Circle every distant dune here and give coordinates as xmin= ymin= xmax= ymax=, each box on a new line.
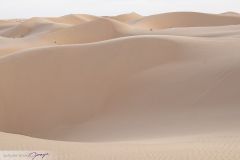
xmin=42 ymin=18 xmax=133 ymax=44
xmin=153 ymin=24 xmax=240 ymax=37
xmin=222 ymin=11 xmax=240 ymax=16
xmin=107 ymin=12 xmax=143 ymax=22
xmin=0 ymin=17 xmax=68 ymax=38
xmin=48 ymin=14 xmax=99 ymax=25
xmin=1 ymin=12 xmax=240 ymax=160
xmin=0 ymin=20 xmax=21 ymax=31
xmin=132 ymin=12 xmax=240 ymax=29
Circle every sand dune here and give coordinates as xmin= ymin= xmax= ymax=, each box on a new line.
xmin=152 ymin=24 xmax=240 ymax=37
xmin=132 ymin=12 xmax=240 ymax=29
xmin=1 ymin=35 xmax=240 ymax=141
xmin=0 ymin=17 xmax=68 ymax=38
xmin=48 ymin=14 xmax=98 ymax=25
xmin=222 ymin=11 xmax=240 ymax=16
xmin=2 ymin=12 xmax=240 ymax=56
xmin=107 ymin=12 xmax=143 ymax=22
xmin=1 ymin=12 xmax=240 ymax=160
xmin=0 ymin=20 xmax=21 ymax=32
xmin=42 ymin=18 xmax=134 ymax=44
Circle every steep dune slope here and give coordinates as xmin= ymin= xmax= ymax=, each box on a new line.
xmin=132 ymin=12 xmax=240 ymax=29
xmin=0 ymin=36 xmax=240 ymax=141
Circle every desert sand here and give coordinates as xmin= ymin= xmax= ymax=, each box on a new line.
xmin=1 ymin=12 xmax=240 ymax=160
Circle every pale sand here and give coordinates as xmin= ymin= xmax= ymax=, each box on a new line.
xmin=105 ymin=12 xmax=143 ymax=22
xmin=1 ymin=12 xmax=240 ymax=159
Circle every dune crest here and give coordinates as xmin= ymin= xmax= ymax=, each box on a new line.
xmin=108 ymin=12 xmax=143 ymax=22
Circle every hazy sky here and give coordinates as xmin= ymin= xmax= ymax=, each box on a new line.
xmin=1 ymin=0 xmax=240 ymax=19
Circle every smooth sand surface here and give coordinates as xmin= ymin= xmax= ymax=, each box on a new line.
xmin=1 ymin=12 xmax=240 ymax=159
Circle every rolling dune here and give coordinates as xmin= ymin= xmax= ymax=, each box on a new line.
xmin=132 ymin=12 xmax=240 ymax=29
xmin=48 ymin=14 xmax=98 ymax=25
xmin=0 ymin=17 xmax=69 ymax=38
xmin=0 ymin=20 xmax=21 ymax=32
xmin=107 ymin=12 xmax=143 ymax=22
xmin=42 ymin=18 xmax=134 ymax=44
xmin=1 ymin=12 xmax=240 ymax=160
xmin=1 ymin=35 xmax=240 ymax=141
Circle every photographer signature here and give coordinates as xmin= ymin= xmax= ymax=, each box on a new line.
xmin=28 ymin=152 xmax=49 ymax=160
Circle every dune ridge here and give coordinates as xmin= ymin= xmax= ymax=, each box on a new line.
xmin=107 ymin=12 xmax=143 ymax=22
